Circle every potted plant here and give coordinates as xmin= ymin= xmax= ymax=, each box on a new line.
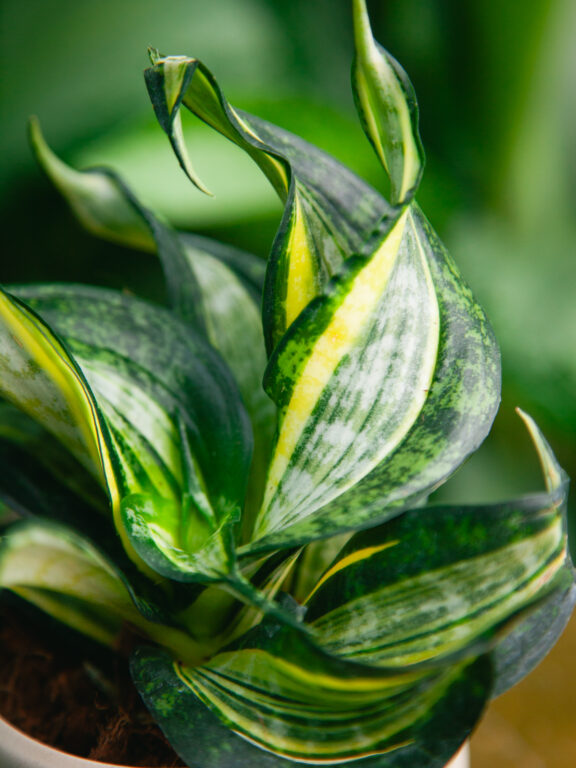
xmin=0 ymin=1 xmax=574 ymax=766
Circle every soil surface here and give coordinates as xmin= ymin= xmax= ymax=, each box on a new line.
xmin=0 ymin=603 xmax=185 ymax=766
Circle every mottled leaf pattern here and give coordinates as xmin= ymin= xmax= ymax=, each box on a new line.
xmin=0 ymin=2 xmax=573 ymax=767
xmin=132 ymin=632 xmax=489 ymax=767
xmin=352 ymin=0 xmax=424 ymax=204
xmin=245 ymin=206 xmax=500 ymax=553
xmin=12 ymin=284 xmax=252 ymax=582
xmin=31 ymin=123 xmax=274 ymax=516
xmin=144 ymin=50 xmax=392 ymax=353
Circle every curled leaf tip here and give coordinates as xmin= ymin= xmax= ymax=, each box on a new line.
xmin=145 ymin=55 xmax=213 ymax=197
xmin=148 ymin=47 xmax=162 ymax=65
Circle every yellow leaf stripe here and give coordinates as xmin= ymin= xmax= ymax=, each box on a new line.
xmin=0 ymin=292 xmax=112 ymax=493
xmin=284 ymin=191 xmax=318 ymax=328
xmin=353 ymin=0 xmax=421 ymax=203
xmin=259 ymin=211 xmax=408 ymax=519
xmin=174 ymin=649 xmax=467 ymax=762
xmin=304 ymin=540 xmax=399 ymax=605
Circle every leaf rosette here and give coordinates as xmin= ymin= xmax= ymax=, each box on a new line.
xmin=0 ymin=1 xmax=573 ymax=766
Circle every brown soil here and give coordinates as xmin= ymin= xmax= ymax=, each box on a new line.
xmin=0 ymin=604 xmax=186 ymax=767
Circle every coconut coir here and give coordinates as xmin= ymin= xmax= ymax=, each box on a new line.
xmin=0 ymin=605 xmax=185 ymax=766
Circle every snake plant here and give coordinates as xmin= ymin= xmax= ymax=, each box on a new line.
xmin=0 ymin=1 xmax=574 ymax=765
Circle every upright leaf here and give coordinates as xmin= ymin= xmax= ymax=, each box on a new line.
xmin=31 ymin=123 xmax=274 ymax=514
xmin=144 ymin=53 xmax=393 ymax=353
xmin=352 ymin=0 xmax=424 ymax=203
xmin=244 ymin=206 xmax=500 ymax=553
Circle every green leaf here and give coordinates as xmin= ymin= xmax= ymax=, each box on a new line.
xmin=0 ymin=288 xmax=110 ymax=489
xmin=31 ymin=124 xmax=274 ymax=515
xmin=29 ymin=116 xmax=155 ymax=252
xmin=7 ymin=284 xmax=253 ymax=583
xmin=0 ymin=519 xmax=210 ymax=665
xmin=487 ymin=409 xmax=576 ymax=696
xmin=144 ymin=53 xmax=393 ymax=353
xmin=132 ymin=626 xmax=490 ymax=767
xmin=304 ymin=413 xmax=572 ymax=670
xmin=0 ymin=400 xmax=107 ymax=520
xmin=243 ymin=205 xmax=500 ymax=554
xmin=351 ymin=0 xmax=424 ymax=204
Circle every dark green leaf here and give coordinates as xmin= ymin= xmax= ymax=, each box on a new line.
xmin=131 ymin=628 xmax=489 ymax=767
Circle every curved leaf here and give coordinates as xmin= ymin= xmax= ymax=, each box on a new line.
xmin=352 ymin=0 xmax=424 ymax=204
xmin=0 ymin=400 xmax=107 ymax=520
xmin=29 ymin=116 xmax=155 ymax=252
xmin=0 ymin=288 xmax=112 ymax=490
xmin=7 ymin=284 xmax=252 ymax=583
xmin=304 ymin=414 xmax=572 ymax=672
xmin=243 ymin=206 xmax=500 ymax=554
xmin=144 ymin=52 xmax=393 ymax=353
xmin=31 ymin=124 xmax=274 ymax=515
xmin=132 ymin=628 xmax=489 ymax=767
xmin=0 ymin=519 xmax=211 ymax=665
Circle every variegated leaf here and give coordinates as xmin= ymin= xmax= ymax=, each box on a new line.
xmin=0 ymin=399 xmax=107 ymax=520
xmin=144 ymin=51 xmax=393 ymax=353
xmin=352 ymin=0 xmax=424 ymax=204
xmin=31 ymin=123 xmax=274 ymax=515
xmin=144 ymin=29 xmax=500 ymax=557
xmin=132 ymin=625 xmax=489 ymax=767
xmin=305 ymin=413 xmax=573 ymax=675
xmin=0 ymin=289 xmax=110 ymax=488
xmin=0 ymin=519 xmax=208 ymax=665
xmin=2 ymin=284 xmax=252 ymax=583
xmin=242 ymin=205 xmax=500 ymax=554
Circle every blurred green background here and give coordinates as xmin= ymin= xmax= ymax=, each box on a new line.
xmin=1 ymin=1 xmax=575 ymax=765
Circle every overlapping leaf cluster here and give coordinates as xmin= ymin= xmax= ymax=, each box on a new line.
xmin=0 ymin=1 xmax=574 ymax=766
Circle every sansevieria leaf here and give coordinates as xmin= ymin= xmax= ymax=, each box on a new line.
xmin=131 ymin=412 xmax=572 ymax=768
xmin=306 ymin=412 xmax=571 ymax=668
xmin=0 ymin=519 xmax=212 ymax=665
xmin=0 ymin=289 xmax=111 ymax=490
xmin=352 ymin=0 xmax=424 ymax=204
xmin=132 ymin=629 xmax=490 ymax=768
xmin=9 ymin=284 xmax=252 ymax=583
xmin=144 ymin=49 xmax=393 ymax=354
xmin=144 ymin=19 xmax=500 ymax=556
xmin=244 ymin=205 xmax=500 ymax=553
xmin=1 ymin=2 xmax=573 ymax=767
xmin=30 ymin=121 xmax=274 ymax=517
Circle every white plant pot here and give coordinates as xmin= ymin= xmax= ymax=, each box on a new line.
xmin=0 ymin=714 xmax=128 ymax=768
xmin=446 ymin=742 xmax=470 ymax=768
xmin=0 ymin=714 xmax=471 ymax=768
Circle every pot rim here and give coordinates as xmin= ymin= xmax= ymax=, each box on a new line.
xmin=0 ymin=712 xmax=470 ymax=768
xmin=0 ymin=713 xmax=147 ymax=768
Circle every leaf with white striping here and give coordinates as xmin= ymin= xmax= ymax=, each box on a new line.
xmin=31 ymin=123 xmax=274 ymax=515
xmin=144 ymin=52 xmax=392 ymax=354
xmin=132 ymin=625 xmax=490 ymax=767
xmin=244 ymin=206 xmax=499 ymax=553
xmin=10 ymin=284 xmax=252 ymax=582
xmin=306 ymin=414 xmax=572 ymax=673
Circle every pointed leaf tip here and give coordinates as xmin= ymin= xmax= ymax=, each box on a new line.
xmin=352 ymin=0 xmax=424 ymax=204
xmin=516 ymin=408 xmax=564 ymax=493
